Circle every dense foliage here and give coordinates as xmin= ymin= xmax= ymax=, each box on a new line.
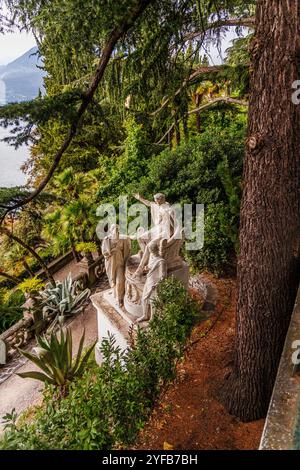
xmin=140 ymin=114 xmax=245 ymax=273
xmin=0 ymin=278 xmax=201 ymax=449
xmin=0 ymin=288 xmax=25 ymax=333
xmin=0 ymin=1 xmax=252 ymax=331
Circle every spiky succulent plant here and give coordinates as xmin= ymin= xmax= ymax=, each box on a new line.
xmin=18 ymin=327 xmax=95 ymax=388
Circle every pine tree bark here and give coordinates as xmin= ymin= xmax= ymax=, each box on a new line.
xmin=195 ymin=93 xmax=201 ymax=133
xmin=221 ymin=0 xmax=300 ymax=421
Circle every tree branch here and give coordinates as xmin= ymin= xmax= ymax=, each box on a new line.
xmin=155 ymin=97 xmax=248 ymax=145
xmin=1 ymin=0 xmax=152 ymax=222
xmin=151 ymin=65 xmax=222 ymax=117
xmin=188 ymin=97 xmax=248 ymax=114
xmin=183 ymin=17 xmax=255 ymax=43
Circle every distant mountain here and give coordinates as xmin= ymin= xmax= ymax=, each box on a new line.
xmin=0 ymin=47 xmax=45 ymax=103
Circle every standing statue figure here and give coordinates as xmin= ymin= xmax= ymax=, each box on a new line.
xmin=102 ymin=224 xmax=131 ymax=307
xmin=135 ymin=238 xmax=167 ymax=323
xmin=134 ymin=193 xmax=177 ymax=242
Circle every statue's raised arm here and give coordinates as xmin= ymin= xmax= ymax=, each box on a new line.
xmin=133 ymin=193 xmax=151 ymax=207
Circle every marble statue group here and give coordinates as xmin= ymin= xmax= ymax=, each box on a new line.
xmin=101 ymin=193 xmax=189 ymax=324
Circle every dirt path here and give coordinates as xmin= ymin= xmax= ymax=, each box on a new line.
xmin=134 ymin=275 xmax=264 ymax=450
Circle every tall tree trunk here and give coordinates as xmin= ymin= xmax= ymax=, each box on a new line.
xmin=195 ymin=94 xmax=201 ymax=133
xmin=174 ymin=116 xmax=181 ymax=146
xmin=221 ymin=0 xmax=300 ymax=421
xmin=22 ymin=258 xmax=34 ymax=277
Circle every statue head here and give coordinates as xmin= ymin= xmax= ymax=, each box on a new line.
xmin=154 ymin=193 xmax=166 ymax=205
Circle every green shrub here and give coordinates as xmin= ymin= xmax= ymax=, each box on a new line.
xmin=139 ymin=119 xmax=245 ymax=205
xmin=18 ymin=277 xmax=45 ymax=294
xmin=139 ymin=120 xmax=245 ymax=274
xmin=75 ymin=242 xmax=97 ymax=253
xmin=186 ymin=203 xmax=236 ymax=275
xmin=0 ymin=278 xmax=201 ymax=450
xmin=0 ymin=289 xmax=25 ymax=334
xmin=97 ymin=117 xmax=156 ymax=203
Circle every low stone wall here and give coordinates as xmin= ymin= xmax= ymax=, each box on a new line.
xmin=0 ymin=254 xmax=105 ymax=366
xmin=260 ymin=284 xmax=300 ymax=450
xmin=0 ymin=317 xmax=33 ymax=364
xmin=35 ymin=250 xmax=76 ymax=279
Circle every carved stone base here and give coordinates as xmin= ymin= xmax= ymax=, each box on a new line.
xmin=168 ymin=261 xmax=189 ymax=288
xmin=124 ymin=254 xmax=145 ymax=317
xmin=91 ymin=289 xmax=138 ymax=365
xmin=124 ymin=255 xmax=190 ymax=318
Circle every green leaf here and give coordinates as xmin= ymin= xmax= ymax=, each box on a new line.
xmin=71 ymin=329 xmax=85 ymax=374
xmin=75 ymin=341 xmax=96 ymax=378
xmin=17 ymin=371 xmax=56 ymax=385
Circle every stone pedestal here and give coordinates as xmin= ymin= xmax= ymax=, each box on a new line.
xmin=124 ymin=254 xmax=146 ymax=317
xmin=91 ymin=251 xmax=190 ymax=365
xmin=124 ymin=254 xmax=189 ymax=317
xmin=91 ymin=289 xmax=137 ymax=365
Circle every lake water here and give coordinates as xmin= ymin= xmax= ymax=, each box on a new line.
xmin=0 ymin=79 xmax=28 ymax=187
xmin=0 ymin=126 xmax=28 ymax=187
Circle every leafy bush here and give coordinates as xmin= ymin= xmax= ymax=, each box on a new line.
xmin=140 ymin=119 xmax=244 ymax=205
xmin=97 ymin=117 xmax=156 ymax=203
xmin=18 ymin=277 xmax=45 ymax=294
xmin=0 ymin=278 xmax=201 ymax=450
xmin=75 ymin=242 xmax=97 ymax=253
xmin=139 ymin=119 xmax=245 ymax=274
xmin=186 ymin=203 xmax=236 ymax=275
xmin=0 ymin=289 xmax=25 ymax=334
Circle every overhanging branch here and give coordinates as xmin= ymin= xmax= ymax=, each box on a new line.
xmin=151 ymin=65 xmax=223 ymax=117
xmin=188 ymin=97 xmax=248 ymax=114
xmin=156 ymin=97 xmax=248 ymax=145
xmin=0 ymin=0 xmax=153 ymax=222
xmin=184 ymin=17 xmax=255 ymax=43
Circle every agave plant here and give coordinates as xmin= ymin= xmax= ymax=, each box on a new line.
xmin=17 ymin=327 xmax=95 ymax=388
xmin=38 ymin=274 xmax=90 ymax=326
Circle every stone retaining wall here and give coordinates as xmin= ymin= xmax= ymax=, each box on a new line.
xmin=260 ymin=284 xmax=300 ymax=450
xmin=0 ymin=254 xmax=105 ymax=365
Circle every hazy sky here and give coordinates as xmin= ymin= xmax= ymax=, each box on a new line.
xmin=0 ymin=31 xmax=36 ymax=65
